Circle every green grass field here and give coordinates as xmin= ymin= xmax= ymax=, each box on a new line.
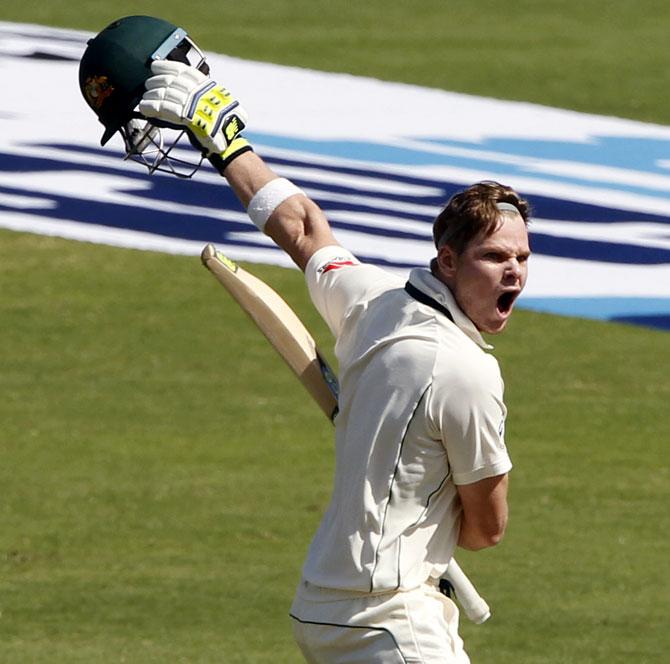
xmin=2 ymin=3 xmax=670 ymax=662
xmin=3 ymin=0 xmax=670 ymax=124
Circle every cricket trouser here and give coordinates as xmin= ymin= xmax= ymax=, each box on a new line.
xmin=289 ymin=580 xmax=471 ymax=664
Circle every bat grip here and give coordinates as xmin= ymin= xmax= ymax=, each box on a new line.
xmin=442 ymin=559 xmax=491 ymax=624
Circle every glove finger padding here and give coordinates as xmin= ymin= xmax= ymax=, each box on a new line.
xmin=139 ymin=60 xmax=248 ymax=157
xmin=140 ymin=91 xmax=188 ymax=126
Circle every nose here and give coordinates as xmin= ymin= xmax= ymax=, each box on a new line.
xmin=504 ymin=259 xmax=523 ymax=282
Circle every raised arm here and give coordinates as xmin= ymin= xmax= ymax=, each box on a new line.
xmin=139 ymin=60 xmax=339 ymax=271
xmin=224 ymin=153 xmax=338 ymax=271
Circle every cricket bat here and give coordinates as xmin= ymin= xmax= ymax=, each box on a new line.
xmin=201 ymin=243 xmax=339 ymax=421
xmin=200 ymin=243 xmax=491 ymax=624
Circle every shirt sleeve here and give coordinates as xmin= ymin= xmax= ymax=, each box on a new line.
xmin=304 ymin=245 xmax=394 ymax=337
xmin=429 ymin=351 xmax=512 ymax=485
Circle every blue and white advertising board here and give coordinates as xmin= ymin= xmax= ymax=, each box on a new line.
xmin=1 ymin=22 xmax=669 ymax=329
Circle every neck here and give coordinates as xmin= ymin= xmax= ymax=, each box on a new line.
xmin=430 ymin=258 xmax=455 ymax=292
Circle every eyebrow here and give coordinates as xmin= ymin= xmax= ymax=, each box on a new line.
xmin=479 ymin=240 xmax=530 ymax=253
xmin=477 ymin=242 xmax=531 ymax=257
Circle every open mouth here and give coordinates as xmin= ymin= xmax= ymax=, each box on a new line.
xmin=496 ymin=291 xmax=518 ymax=315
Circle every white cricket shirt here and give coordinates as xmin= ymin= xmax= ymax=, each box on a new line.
xmin=302 ymin=246 xmax=512 ymax=594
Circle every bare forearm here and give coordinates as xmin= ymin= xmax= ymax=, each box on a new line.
xmin=456 ymin=474 xmax=509 ymax=551
xmin=221 ymin=151 xmax=277 ymax=208
xmin=222 ymin=152 xmax=339 ymax=270
xmin=457 ymin=506 xmax=508 ymax=550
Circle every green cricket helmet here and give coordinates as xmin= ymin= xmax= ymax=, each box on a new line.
xmin=79 ymin=15 xmax=210 ymax=177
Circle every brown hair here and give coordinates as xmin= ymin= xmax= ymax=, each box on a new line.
xmin=432 ymin=181 xmax=530 ymax=254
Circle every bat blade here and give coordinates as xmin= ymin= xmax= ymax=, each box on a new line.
xmin=201 ymin=244 xmax=339 ymax=420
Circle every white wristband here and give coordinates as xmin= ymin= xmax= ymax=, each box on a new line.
xmin=247 ymin=178 xmax=305 ymax=231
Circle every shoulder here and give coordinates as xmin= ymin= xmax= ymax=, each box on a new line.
xmin=305 ymin=245 xmax=402 ymax=336
xmin=447 ymin=339 xmax=501 ymax=385
xmin=430 ymin=329 xmax=504 ymax=412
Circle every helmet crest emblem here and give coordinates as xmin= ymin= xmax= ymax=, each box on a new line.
xmin=84 ymin=75 xmax=115 ymax=109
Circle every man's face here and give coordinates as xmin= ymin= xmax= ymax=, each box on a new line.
xmin=438 ymin=212 xmax=530 ymax=334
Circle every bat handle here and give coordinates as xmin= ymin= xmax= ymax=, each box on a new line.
xmin=441 ymin=558 xmax=491 ymax=624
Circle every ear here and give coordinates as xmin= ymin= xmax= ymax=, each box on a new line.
xmin=435 ymin=244 xmax=459 ymax=280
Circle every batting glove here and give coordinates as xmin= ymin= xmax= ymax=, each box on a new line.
xmin=140 ymin=60 xmax=251 ymax=168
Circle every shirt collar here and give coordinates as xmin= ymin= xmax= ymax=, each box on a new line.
xmin=408 ymin=268 xmax=493 ymax=350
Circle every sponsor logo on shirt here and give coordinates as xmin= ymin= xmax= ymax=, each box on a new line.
xmin=319 ymin=259 xmax=358 ymax=274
